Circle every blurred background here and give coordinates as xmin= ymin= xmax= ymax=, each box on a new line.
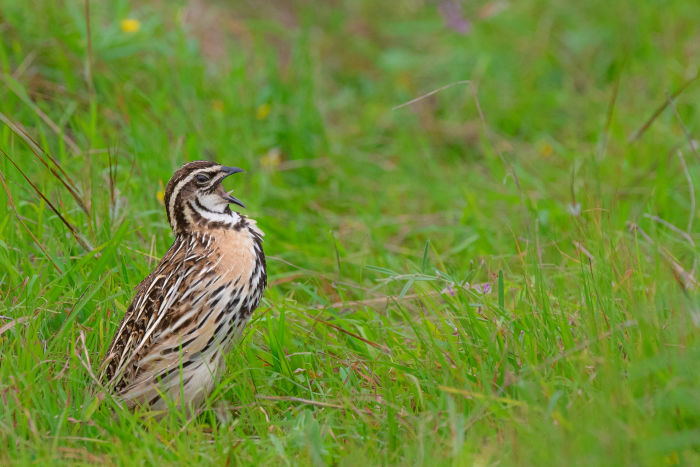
xmin=1 ymin=0 xmax=698 ymax=274
xmin=1 ymin=0 xmax=700 ymax=464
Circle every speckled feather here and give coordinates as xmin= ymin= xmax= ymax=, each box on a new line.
xmin=101 ymin=161 xmax=266 ymax=411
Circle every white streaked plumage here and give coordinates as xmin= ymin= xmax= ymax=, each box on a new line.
xmin=100 ymin=161 xmax=266 ymax=413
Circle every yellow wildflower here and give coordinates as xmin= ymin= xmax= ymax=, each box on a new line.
xmin=256 ymin=103 xmax=271 ymax=120
xmin=120 ymin=18 xmax=141 ymax=33
xmin=664 ymin=452 xmax=680 ymax=465
xmin=156 ymin=180 xmax=165 ymax=205
xmin=212 ymin=100 xmax=224 ymax=112
xmin=540 ymin=143 xmax=554 ymax=157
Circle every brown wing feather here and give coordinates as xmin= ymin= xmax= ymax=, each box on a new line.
xmin=101 ymin=224 xmax=265 ymax=410
xmin=101 ymin=238 xmax=190 ymax=389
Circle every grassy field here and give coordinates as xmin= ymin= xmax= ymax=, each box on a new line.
xmin=1 ymin=0 xmax=700 ymax=464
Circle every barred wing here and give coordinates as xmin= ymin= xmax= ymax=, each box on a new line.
xmin=100 ymin=235 xmax=214 ymax=391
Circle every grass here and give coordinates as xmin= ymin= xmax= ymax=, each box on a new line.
xmin=1 ymin=0 xmax=700 ymax=464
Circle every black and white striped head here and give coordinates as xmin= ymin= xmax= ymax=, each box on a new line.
xmin=163 ymin=161 xmax=246 ymax=233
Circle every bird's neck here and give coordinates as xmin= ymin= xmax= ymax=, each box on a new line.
xmin=174 ymin=209 xmax=264 ymax=242
xmin=172 ymin=202 xmax=246 ymax=233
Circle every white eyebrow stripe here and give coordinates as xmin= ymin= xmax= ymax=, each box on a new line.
xmin=167 ymin=167 xmax=219 ymax=230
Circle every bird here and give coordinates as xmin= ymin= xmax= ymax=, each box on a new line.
xmin=100 ymin=160 xmax=266 ymax=413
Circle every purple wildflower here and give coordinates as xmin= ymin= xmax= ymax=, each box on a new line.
xmin=473 ymin=283 xmax=492 ymax=294
xmin=439 ymin=1 xmax=471 ymax=35
xmin=441 ymin=283 xmax=456 ymax=296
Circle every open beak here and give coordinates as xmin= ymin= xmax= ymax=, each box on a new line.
xmin=220 ymin=166 xmax=246 ymax=208
xmin=225 ymin=190 xmax=246 ymax=208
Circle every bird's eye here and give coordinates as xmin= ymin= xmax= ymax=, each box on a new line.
xmin=196 ymin=174 xmax=210 ymax=184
